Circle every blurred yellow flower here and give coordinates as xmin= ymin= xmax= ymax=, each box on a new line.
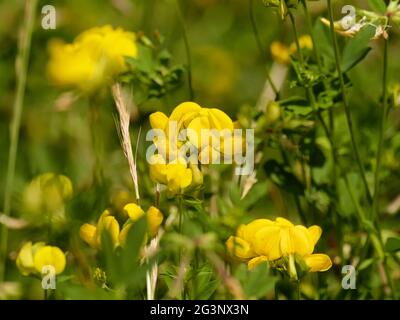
xmin=16 ymin=242 xmax=66 ymax=276
xmin=270 ymin=35 xmax=313 ymax=65
xmin=226 ymin=217 xmax=332 ymax=277
xmin=120 ymin=204 xmax=164 ymax=244
xmin=33 ymin=246 xmax=67 ymax=275
xmin=80 ymin=204 xmax=164 ymax=249
xmin=270 ymin=41 xmax=291 ymax=65
xmin=80 ymin=210 xmax=120 ymax=249
xmin=47 ymin=25 xmax=137 ymax=92
xmin=22 ymin=173 xmax=73 ymax=224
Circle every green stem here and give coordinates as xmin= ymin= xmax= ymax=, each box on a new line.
xmin=89 ymin=97 xmax=104 ymax=186
xmin=326 ymin=0 xmax=372 ymax=204
xmin=178 ymin=195 xmax=183 ymax=234
xmin=249 ymin=0 xmax=279 ymax=95
xmin=175 ymin=0 xmax=194 ymax=100
xmin=301 ymin=0 xmax=322 ymax=72
xmin=288 ymin=11 xmax=304 ymax=65
xmin=0 ymin=0 xmax=38 ymax=283
xmin=301 ymin=0 xmax=338 ymax=200
xmin=372 ymin=40 xmax=389 ymax=220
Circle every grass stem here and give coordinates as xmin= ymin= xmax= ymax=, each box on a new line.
xmin=0 ymin=0 xmax=38 ymax=282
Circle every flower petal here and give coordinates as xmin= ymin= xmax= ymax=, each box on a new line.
xmin=149 ymin=112 xmax=168 ymax=130
xmin=308 ymin=225 xmax=322 ymax=247
xmin=253 ymin=226 xmax=282 ymax=260
xmin=304 ymin=254 xmax=332 ymax=272
xmin=226 ymin=236 xmax=255 ymax=260
xmin=247 ymin=256 xmax=269 ymax=270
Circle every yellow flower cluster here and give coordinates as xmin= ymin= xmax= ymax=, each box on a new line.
xmin=16 ymin=242 xmax=66 ymax=276
xmin=270 ymin=35 xmax=313 ymax=65
xmin=47 ymin=25 xmax=137 ymax=92
xmin=79 ymin=204 xmax=163 ymax=249
xmin=226 ymin=217 xmax=332 ymax=276
xmin=148 ymin=102 xmax=239 ymax=194
xmin=22 ymin=173 xmax=73 ymax=224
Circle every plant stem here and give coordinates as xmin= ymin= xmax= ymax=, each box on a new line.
xmin=249 ymin=0 xmax=278 ymax=95
xmin=301 ymin=0 xmax=322 ymax=71
xmin=372 ymin=40 xmax=389 ymax=220
xmin=178 ymin=195 xmax=183 ymax=234
xmin=326 ymin=0 xmax=372 ymax=204
xmin=89 ymin=97 xmax=104 ymax=186
xmin=288 ymin=11 xmax=304 ymax=65
xmin=175 ymin=0 xmax=194 ymax=100
xmin=0 ymin=0 xmax=38 ymax=283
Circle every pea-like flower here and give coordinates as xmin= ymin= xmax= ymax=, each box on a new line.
xmin=22 ymin=173 xmax=73 ymax=225
xmin=47 ymin=25 xmax=138 ymax=92
xmin=149 ymin=155 xmax=193 ymax=195
xmin=80 ymin=205 xmax=164 ymax=249
xmin=16 ymin=241 xmax=66 ymax=276
xmin=120 ymin=204 xmax=164 ymax=244
xmin=226 ymin=217 xmax=332 ymax=278
xmin=149 ymin=102 xmax=234 ymax=163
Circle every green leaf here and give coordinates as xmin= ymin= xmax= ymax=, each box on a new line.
xmin=188 ymin=264 xmax=220 ymax=299
xmin=367 ymin=0 xmax=387 ymax=14
xmin=235 ymin=263 xmax=277 ymax=299
xmin=385 ymin=237 xmax=400 ymax=253
xmin=341 ymin=26 xmax=375 ymax=73
xmin=314 ymin=21 xmax=335 ymax=68
xmin=357 ymin=258 xmax=376 ymax=271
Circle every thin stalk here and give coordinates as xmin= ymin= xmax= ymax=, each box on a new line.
xmin=0 ymin=0 xmax=38 ymax=282
xmin=178 ymin=195 xmax=183 ymax=234
xmin=89 ymin=98 xmax=104 ymax=186
xmin=249 ymin=0 xmax=278 ymax=95
xmin=288 ymin=11 xmax=304 ymax=65
xmin=372 ymin=40 xmax=389 ymax=220
xmin=301 ymin=0 xmax=322 ymax=71
xmin=175 ymin=0 xmax=194 ymax=100
xmin=301 ymin=0 xmax=338 ymax=198
xmin=317 ymin=80 xmax=394 ymax=296
xmin=326 ymin=0 xmax=372 ymax=204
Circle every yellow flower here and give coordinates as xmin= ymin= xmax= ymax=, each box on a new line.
xmin=16 ymin=242 xmax=45 ymax=276
xmin=226 ymin=217 xmax=332 ymax=275
xmin=270 ymin=41 xmax=291 ymax=65
xmin=149 ymin=155 xmax=192 ymax=195
xmin=33 ymin=246 xmax=67 ymax=275
xmin=16 ymin=242 xmax=66 ymax=276
xmin=22 ymin=173 xmax=73 ymax=220
xmin=147 ymin=206 xmax=164 ymax=237
xmin=289 ymin=35 xmax=313 ymax=54
xmin=149 ymin=102 xmax=234 ymax=163
xmin=47 ymin=25 xmax=137 ymax=92
xmin=79 ymin=210 xmax=120 ymax=249
xmin=226 ymin=219 xmax=273 ymax=260
xmin=271 ymin=35 xmax=313 ymax=65
xmin=123 ymin=203 xmax=145 ymax=221
xmin=119 ymin=204 xmax=164 ymax=244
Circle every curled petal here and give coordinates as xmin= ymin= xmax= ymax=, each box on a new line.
xmin=247 ymin=256 xmax=270 ymax=270
xmin=226 ymin=236 xmax=255 ymax=260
